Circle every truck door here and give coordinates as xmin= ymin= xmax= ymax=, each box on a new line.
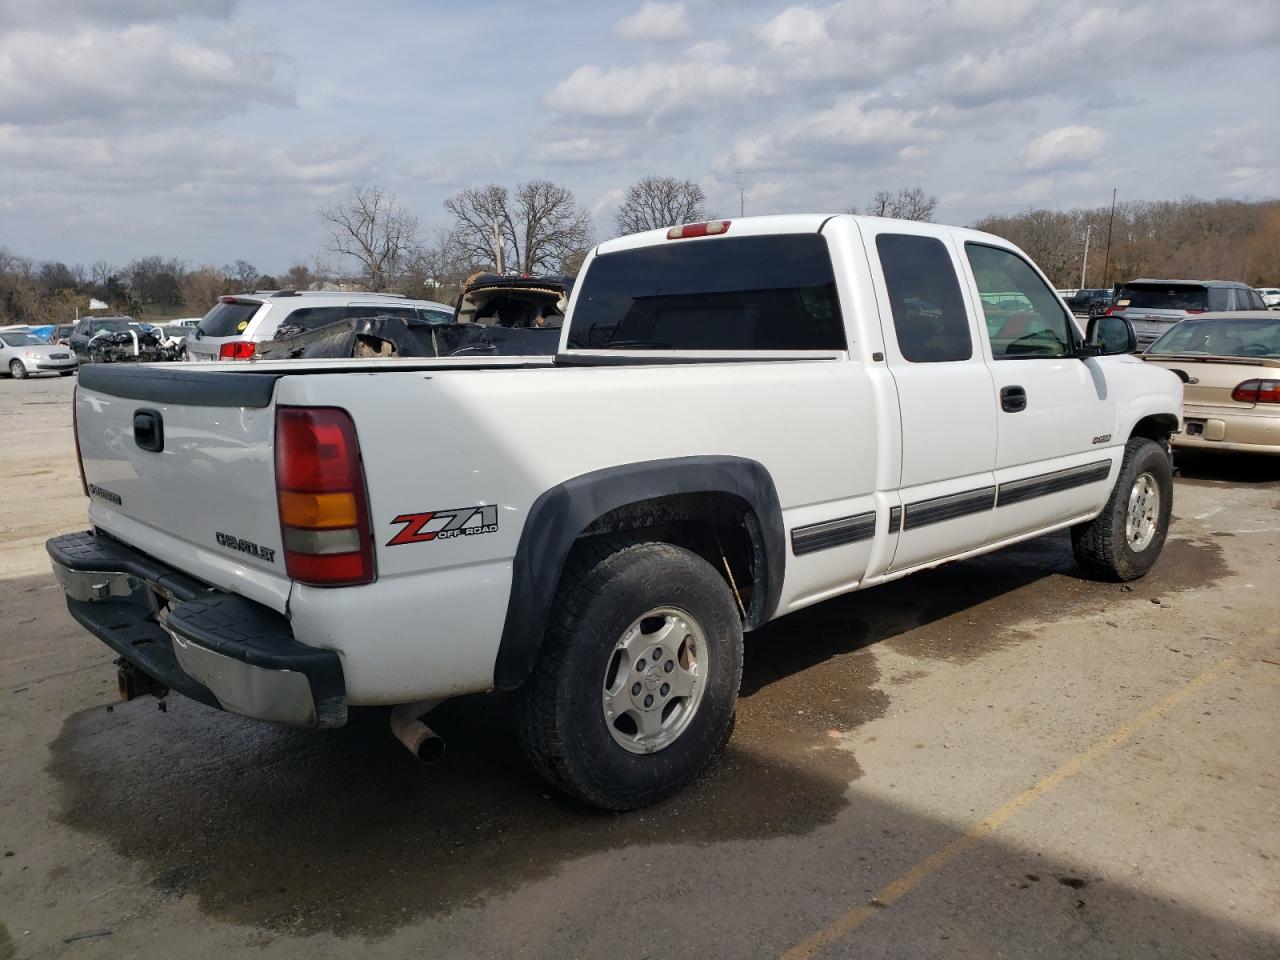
xmin=958 ymin=241 xmax=1119 ymax=542
xmin=863 ymin=225 xmax=998 ymax=572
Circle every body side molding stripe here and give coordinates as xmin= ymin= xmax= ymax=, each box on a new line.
xmin=903 ymin=486 xmax=996 ymax=530
xmin=791 ymin=511 xmax=877 ymax=556
xmin=996 ymin=460 xmax=1113 ymax=508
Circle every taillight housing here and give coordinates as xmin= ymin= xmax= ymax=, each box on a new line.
xmin=72 ymin=386 xmax=88 ymax=496
xmin=1231 ymin=379 xmax=1280 ymax=404
xmin=275 ymin=407 xmax=375 ymax=586
xmin=219 ymin=341 xmax=255 ymax=360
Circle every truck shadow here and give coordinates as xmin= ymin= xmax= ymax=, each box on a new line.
xmin=42 ymin=530 xmax=1228 ymax=938
xmin=1175 ymin=450 xmax=1280 ymax=486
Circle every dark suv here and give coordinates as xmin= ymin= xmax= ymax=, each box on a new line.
xmin=1109 ymin=279 xmax=1265 ymax=349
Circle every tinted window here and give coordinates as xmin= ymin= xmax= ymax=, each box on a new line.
xmin=345 ymin=305 xmax=418 ymax=320
xmin=198 ymin=301 xmax=261 ymax=337
xmin=420 ymin=308 xmax=454 ymax=325
xmin=273 ymin=306 xmax=348 ymax=338
xmin=567 ymin=235 xmax=845 ymax=351
xmin=876 ymin=234 xmax=971 ymax=363
xmin=967 ymin=243 xmax=1074 ymax=359
xmin=1148 ymin=318 xmax=1280 ymax=358
xmin=1116 ymin=283 xmax=1208 ymax=312
xmin=2 ymin=332 xmax=43 ymax=346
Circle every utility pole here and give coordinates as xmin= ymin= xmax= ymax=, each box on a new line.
xmin=493 ymin=219 xmax=505 ymax=274
xmin=736 ymin=169 xmax=746 ymax=218
xmin=1080 ymin=223 xmax=1092 ymax=289
xmin=1101 ymin=188 xmax=1117 ymax=289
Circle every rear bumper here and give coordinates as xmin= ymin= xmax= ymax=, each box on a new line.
xmin=1175 ymin=407 xmax=1280 ymax=455
xmin=47 ymin=531 xmax=346 ymax=728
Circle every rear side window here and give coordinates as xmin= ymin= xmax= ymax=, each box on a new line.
xmin=272 ymin=306 xmax=348 ymax=338
xmin=876 ymin=234 xmax=972 ymax=363
xmin=1116 ymin=283 xmax=1208 ymax=312
xmin=566 ymin=235 xmax=845 ymax=351
xmin=345 ymin=305 xmax=418 ymax=320
xmin=197 ymin=301 xmax=261 ymax=337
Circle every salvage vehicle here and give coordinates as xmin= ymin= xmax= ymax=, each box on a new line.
xmin=67 ymin=316 xmax=178 ymax=364
xmin=185 ymin=291 xmax=454 ymax=362
xmin=1142 ymin=312 xmax=1280 ymax=454
xmin=0 ymin=329 xmax=77 ymax=378
xmin=49 ymin=214 xmax=1182 ymax=810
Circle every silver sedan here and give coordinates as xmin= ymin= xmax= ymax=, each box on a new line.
xmin=0 ymin=331 xmax=79 ymax=379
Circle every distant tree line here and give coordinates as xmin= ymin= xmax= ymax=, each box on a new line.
xmin=975 ymin=197 xmax=1280 ymax=289
xmin=3 ymin=182 xmax=1276 ymax=328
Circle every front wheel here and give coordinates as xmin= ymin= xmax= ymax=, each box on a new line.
xmin=9 ymin=359 xmax=27 ymax=380
xmin=513 ymin=540 xmax=744 ymax=810
xmin=1072 ymin=436 xmax=1173 ymax=581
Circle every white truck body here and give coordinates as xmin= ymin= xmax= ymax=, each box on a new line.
xmin=53 ymin=214 xmax=1182 ymax=806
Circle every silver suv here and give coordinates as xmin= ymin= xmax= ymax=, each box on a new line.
xmin=1109 ymin=279 xmax=1266 ymax=349
xmin=186 ymin=290 xmax=454 ymax=361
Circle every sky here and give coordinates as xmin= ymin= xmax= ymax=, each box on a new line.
xmin=1 ymin=0 xmax=1277 ymax=274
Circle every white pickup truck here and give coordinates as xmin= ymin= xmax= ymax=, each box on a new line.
xmin=49 ymin=215 xmax=1182 ymax=810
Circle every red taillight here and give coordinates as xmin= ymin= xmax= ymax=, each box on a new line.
xmin=72 ymin=386 xmax=88 ymax=496
xmin=275 ymin=407 xmax=375 ymax=586
xmin=220 ymin=295 xmax=237 ymax=303
xmin=666 ymin=220 xmax=731 ymax=240
xmin=1104 ymin=305 xmax=1115 ymax=316
xmin=1231 ymin=379 xmax=1280 ymax=404
xmin=219 ymin=341 xmax=255 ymax=360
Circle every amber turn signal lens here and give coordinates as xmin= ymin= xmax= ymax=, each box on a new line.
xmin=278 ymin=490 xmax=359 ymax=529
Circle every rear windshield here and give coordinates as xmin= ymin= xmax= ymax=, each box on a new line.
xmin=1116 ymin=283 xmax=1207 ymax=312
xmin=1147 ymin=319 xmax=1280 ymax=359
xmin=198 ymin=300 xmax=261 ymax=337
xmin=567 ymin=234 xmax=846 ymax=351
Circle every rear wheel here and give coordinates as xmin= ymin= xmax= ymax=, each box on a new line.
xmin=9 ymin=359 xmax=27 ymax=380
xmin=513 ymin=540 xmax=743 ymax=810
xmin=1072 ymin=436 xmax=1173 ymax=581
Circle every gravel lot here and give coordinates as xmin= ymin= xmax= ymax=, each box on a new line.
xmin=2 ymin=372 xmax=1278 ymax=959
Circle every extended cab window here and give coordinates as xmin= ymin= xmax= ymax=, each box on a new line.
xmin=966 ymin=243 xmax=1074 ymax=359
xmin=566 ymin=235 xmax=845 ymax=351
xmin=876 ymin=234 xmax=971 ymax=363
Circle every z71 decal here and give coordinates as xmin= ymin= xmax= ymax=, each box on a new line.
xmin=387 ymin=505 xmax=499 ymax=546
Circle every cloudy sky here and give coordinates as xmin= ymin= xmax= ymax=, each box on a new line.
xmin=1 ymin=0 xmax=1277 ymax=272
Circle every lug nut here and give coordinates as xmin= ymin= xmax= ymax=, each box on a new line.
xmin=664 ymin=660 xmax=675 ymax=673
xmin=644 ymin=694 xmax=654 ymax=708
xmin=660 ymin=683 xmax=670 ymax=696
xmin=631 ymin=682 xmax=642 ymax=696
xmin=653 ymin=647 xmax=663 ymax=660
xmin=636 ymin=658 xmax=647 ymax=672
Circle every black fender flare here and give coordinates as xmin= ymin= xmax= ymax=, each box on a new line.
xmin=493 ymin=456 xmax=785 ymax=690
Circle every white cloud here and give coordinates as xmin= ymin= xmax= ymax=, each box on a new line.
xmin=0 ymin=24 xmax=292 ymax=127
xmin=614 ymin=2 xmax=690 ymax=41
xmin=546 ymin=59 xmax=764 ymax=120
xmin=1023 ymin=125 xmax=1106 ymax=172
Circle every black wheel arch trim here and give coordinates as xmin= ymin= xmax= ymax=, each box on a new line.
xmin=494 ymin=456 xmax=785 ymax=691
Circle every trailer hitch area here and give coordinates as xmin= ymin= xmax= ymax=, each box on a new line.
xmin=116 ymin=658 xmax=170 ymax=705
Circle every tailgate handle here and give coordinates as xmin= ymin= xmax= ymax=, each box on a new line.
xmin=133 ymin=409 xmax=164 ymax=452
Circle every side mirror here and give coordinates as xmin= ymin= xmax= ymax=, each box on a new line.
xmin=1084 ymin=314 xmax=1137 ymax=356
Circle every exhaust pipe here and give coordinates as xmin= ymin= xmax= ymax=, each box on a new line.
xmin=389 ymin=699 xmax=446 ymax=763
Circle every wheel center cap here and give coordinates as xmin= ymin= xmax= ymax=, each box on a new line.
xmin=644 ymin=665 xmax=663 ymax=686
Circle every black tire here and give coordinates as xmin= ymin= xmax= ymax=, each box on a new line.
xmin=59 ymin=370 xmax=76 ymax=377
xmin=1072 ymin=436 xmax=1173 ymax=581
xmin=513 ymin=539 xmax=743 ymax=810
xmin=9 ymin=359 xmax=27 ymax=380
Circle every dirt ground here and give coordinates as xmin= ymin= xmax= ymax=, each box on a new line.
xmin=2 ymin=372 xmax=1278 ymax=960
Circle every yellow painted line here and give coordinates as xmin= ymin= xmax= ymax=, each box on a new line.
xmin=781 ymin=657 xmax=1235 ymax=960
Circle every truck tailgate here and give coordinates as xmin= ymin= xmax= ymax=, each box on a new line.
xmin=74 ymin=364 xmax=292 ymax=611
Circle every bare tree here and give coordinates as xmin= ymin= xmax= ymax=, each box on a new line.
xmin=180 ymin=266 xmax=229 ymax=312
xmin=223 ymin=259 xmax=259 ymax=291
xmin=853 ymin=186 xmax=938 ymax=221
xmin=616 ymin=176 xmax=709 ymax=235
xmin=320 ymin=185 xmax=421 ymax=290
xmin=284 ymin=263 xmax=315 ymax=291
xmin=446 ymin=180 xmax=592 ymax=275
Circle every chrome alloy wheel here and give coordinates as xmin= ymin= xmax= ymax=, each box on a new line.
xmin=602 ymin=606 xmax=707 ymax=755
xmin=1126 ymin=471 xmax=1160 ymax=552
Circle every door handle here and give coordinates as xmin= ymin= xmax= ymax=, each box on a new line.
xmin=1000 ymin=385 xmax=1027 ymax=413
xmin=133 ymin=409 xmax=164 ymax=452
